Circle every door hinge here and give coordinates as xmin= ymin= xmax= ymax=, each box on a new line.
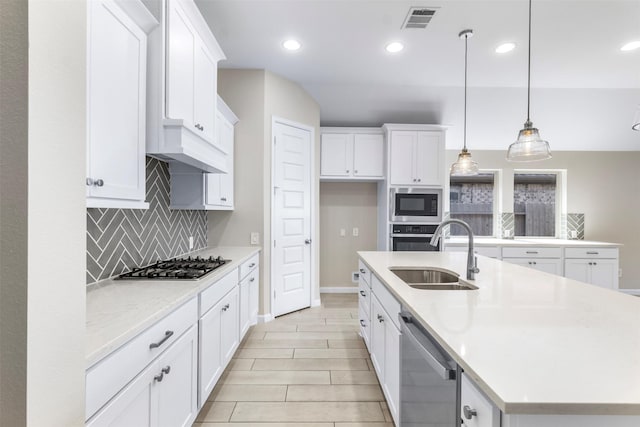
xmin=273 ymin=290 xmax=276 ymax=299
xmin=273 ymin=240 xmax=276 ymax=248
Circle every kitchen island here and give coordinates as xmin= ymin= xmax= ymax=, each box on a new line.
xmin=359 ymin=250 xmax=640 ymax=426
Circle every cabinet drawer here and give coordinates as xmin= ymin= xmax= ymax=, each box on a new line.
xmin=86 ymin=297 xmax=197 ymax=419
xmin=358 ymin=260 xmax=371 ymax=287
xmin=200 ymin=267 xmax=239 ymax=315
xmin=358 ymin=279 xmax=371 ymax=318
xmin=372 ymin=275 xmax=401 ymax=330
xmin=445 ymin=245 xmax=501 ymax=259
xmin=502 ymin=247 xmax=561 ymax=258
xmin=358 ymin=304 xmax=371 ymax=351
xmin=565 ymin=247 xmax=618 ymax=259
xmin=461 ymin=373 xmax=500 ymax=427
xmin=240 ymin=253 xmax=259 ymax=279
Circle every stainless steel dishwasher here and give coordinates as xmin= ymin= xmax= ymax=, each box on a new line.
xmin=399 ymin=311 xmax=461 ymax=427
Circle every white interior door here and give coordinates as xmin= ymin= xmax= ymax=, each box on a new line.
xmin=272 ymin=121 xmax=312 ymax=317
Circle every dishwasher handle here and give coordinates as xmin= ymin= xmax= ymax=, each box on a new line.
xmin=399 ymin=312 xmax=456 ymax=381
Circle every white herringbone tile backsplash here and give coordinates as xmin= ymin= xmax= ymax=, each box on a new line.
xmin=86 ymin=157 xmax=207 ymax=284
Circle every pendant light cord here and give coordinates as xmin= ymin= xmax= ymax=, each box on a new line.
xmin=463 ymin=33 xmax=468 ymax=150
xmin=527 ymin=0 xmax=532 ymax=123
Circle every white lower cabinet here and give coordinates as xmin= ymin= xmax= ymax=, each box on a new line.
xmin=461 ymin=373 xmax=500 ymax=427
xmin=240 ymin=264 xmax=259 ymax=337
xmin=502 ymin=257 xmax=562 ymax=275
xmin=199 ymin=285 xmax=239 ymax=408
xmin=369 ymin=286 xmax=400 ymax=426
xmin=87 ymin=325 xmax=198 ymax=427
xmin=564 ymin=247 xmax=619 ymax=290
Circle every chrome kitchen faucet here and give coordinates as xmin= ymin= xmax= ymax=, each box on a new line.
xmin=430 ymin=219 xmax=480 ymax=280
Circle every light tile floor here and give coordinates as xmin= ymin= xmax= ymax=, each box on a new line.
xmin=194 ymin=293 xmax=394 ymax=427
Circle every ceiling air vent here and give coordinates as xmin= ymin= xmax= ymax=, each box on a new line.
xmin=402 ymin=7 xmax=438 ymax=29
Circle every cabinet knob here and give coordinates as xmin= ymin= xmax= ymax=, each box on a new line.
xmin=360 ymin=290 xmax=366 ymax=297
xmin=220 ymin=197 xmax=227 ymax=201
xmin=360 ymin=319 xmax=366 ymax=327
xmin=360 ymin=268 xmax=366 ymax=274
xmin=222 ymin=303 xmax=230 ymax=312
xmin=463 ymin=405 xmax=477 ymax=420
xmin=249 ymin=263 xmax=256 ymax=268
xmin=249 ymin=277 xmax=255 ymax=282
xmin=154 ymin=373 xmax=164 ymax=383
xmin=95 ymin=179 xmax=104 ymax=187
xmin=377 ymin=314 xmax=384 ymax=323
xmin=346 ymin=170 xmax=350 ymax=173
xmin=86 ymin=178 xmax=94 ymax=186
xmin=354 ymin=170 xmax=358 ymax=174
xmin=417 ymin=178 xmax=421 ymax=182
xmin=161 ymin=365 xmax=171 ymax=375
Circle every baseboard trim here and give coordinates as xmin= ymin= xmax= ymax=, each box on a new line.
xmin=311 ymin=298 xmax=322 ymax=307
xmin=257 ymin=313 xmax=273 ymax=323
xmin=320 ymin=286 xmax=358 ymax=293
xmin=619 ymin=289 xmax=640 ymax=296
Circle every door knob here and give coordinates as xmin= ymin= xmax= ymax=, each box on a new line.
xmin=305 ymin=239 xmax=311 ymax=244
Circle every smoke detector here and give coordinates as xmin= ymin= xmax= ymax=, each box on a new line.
xmin=402 ymin=7 xmax=438 ymax=29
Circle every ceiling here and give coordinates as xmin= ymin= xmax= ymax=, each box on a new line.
xmin=196 ymin=0 xmax=640 ymax=151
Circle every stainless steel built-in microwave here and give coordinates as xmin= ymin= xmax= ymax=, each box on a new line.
xmin=390 ymin=188 xmax=442 ymax=223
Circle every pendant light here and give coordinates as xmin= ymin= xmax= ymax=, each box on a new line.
xmin=450 ymin=29 xmax=479 ymax=176
xmin=506 ymin=0 xmax=551 ymax=162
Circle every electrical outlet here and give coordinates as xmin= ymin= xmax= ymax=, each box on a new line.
xmin=570 ymin=230 xmax=578 ymax=239
xmin=352 ymin=227 xmax=359 ymax=237
xmin=188 ymin=236 xmax=194 ymax=250
xmin=340 ymin=228 xmax=346 ymax=237
xmin=250 ymin=232 xmax=260 ymax=245
xmin=352 ymin=272 xmax=359 ymax=283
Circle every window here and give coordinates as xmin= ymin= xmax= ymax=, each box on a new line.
xmin=449 ymin=173 xmax=496 ymax=236
xmin=513 ymin=172 xmax=560 ymax=237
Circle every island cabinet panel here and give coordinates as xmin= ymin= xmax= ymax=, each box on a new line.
xmin=460 ymin=373 xmax=500 ymax=427
xmin=564 ymin=247 xmax=619 ymax=290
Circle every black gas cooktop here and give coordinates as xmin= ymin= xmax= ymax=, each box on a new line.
xmin=117 ymin=256 xmax=230 ymax=280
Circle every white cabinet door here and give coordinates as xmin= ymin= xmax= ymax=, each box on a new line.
xmin=218 ymin=115 xmax=235 ymax=207
xmin=166 ymin=0 xmax=195 ymax=127
xmin=389 ymin=131 xmax=417 ymax=186
xmin=461 ymin=373 xmax=500 ymax=427
xmin=383 ymin=321 xmax=400 ymax=425
xmin=248 ymin=266 xmax=260 ymax=325
xmin=589 ymin=259 xmax=618 ymax=289
xmin=239 ymin=277 xmax=251 ymax=339
xmin=564 ymin=260 xmax=590 ymax=283
xmin=353 ymin=134 xmax=384 ymax=178
xmin=205 ymin=173 xmax=222 ymax=207
xmin=359 ymin=304 xmax=370 ymax=351
xmin=503 ymin=258 xmax=562 ymax=275
xmin=221 ymin=286 xmax=240 ymax=365
xmin=198 ymin=299 xmax=223 ymax=407
xmin=87 ymin=0 xmax=149 ymax=207
xmin=415 ymin=131 xmax=443 ymax=186
xmin=320 ymin=133 xmax=352 ymax=176
xmin=193 ymin=40 xmax=216 ymax=143
xmin=156 ymin=326 xmax=198 ymax=427
xmin=370 ymin=296 xmax=386 ymax=378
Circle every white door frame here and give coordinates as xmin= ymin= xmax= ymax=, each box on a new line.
xmin=270 ymin=116 xmax=316 ymax=317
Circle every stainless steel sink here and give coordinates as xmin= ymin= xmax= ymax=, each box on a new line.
xmin=390 ymin=268 xmax=478 ymax=290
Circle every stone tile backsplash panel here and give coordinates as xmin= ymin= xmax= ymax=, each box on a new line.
xmin=86 ymin=157 xmax=207 ymax=284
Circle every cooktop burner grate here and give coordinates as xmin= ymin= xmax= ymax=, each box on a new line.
xmin=116 ymin=256 xmax=229 ymax=280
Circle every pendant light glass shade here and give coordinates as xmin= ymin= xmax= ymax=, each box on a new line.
xmin=450 ymin=29 xmax=479 ymax=176
xmin=450 ymin=148 xmax=479 ymax=176
xmin=506 ymin=0 xmax=551 ymax=162
xmin=507 ymin=120 xmax=552 ymax=161
xmin=632 ymin=106 xmax=640 ymax=131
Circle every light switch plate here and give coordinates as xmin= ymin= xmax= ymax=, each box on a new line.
xmin=352 ymin=227 xmax=359 ymax=237
xmin=188 ymin=236 xmax=194 ymax=250
xmin=250 ymin=232 xmax=260 ymax=245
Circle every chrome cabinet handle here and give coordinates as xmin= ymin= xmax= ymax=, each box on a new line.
xmin=95 ymin=179 xmax=104 ymax=187
xmin=417 ymin=178 xmax=421 ymax=182
xmin=526 ymin=251 xmax=538 ymax=254
xmin=161 ymin=366 xmax=171 ymax=375
xmin=250 ymin=277 xmax=255 ymax=282
xmin=86 ymin=178 xmax=94 ymax=186
xmin=354 ymin=170 xmax=358 ymax=174
xmin=249 ymin=263 xmax=256 ymax=268
xmin=360 ymin=319 xmax=366 ymax=327
xmin=222 ymin=303 xmax=230 ymax=312
xmin=305 ymin=239 xmax=311 ymax=244
xmin=346 ymin=170 xmax=349 ymax=173
xmin=154 ymin=373 xmax=164 ymax=382
xmin=586 ymin=251 xmax=599 ymax=255
xmin=195 ymin=123 xmax=204 ymax=131
xmin=359 ymin=290 xmax=366 ymax=297
xmin=149 ymin=330 xmax=174 ymax=349
xmin=463 ymin=405 xmax=477 ymax=420
xmin=221 ymin=197 xmax=227 ymax=201
xmin=377 ymin=314 xmax=384 ymax=323
xmin=359 ymin=268 xmax=366 ymax=274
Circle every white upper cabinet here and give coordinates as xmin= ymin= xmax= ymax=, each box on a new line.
xmin=86 ymin=0 xmax=158 ymax=209
xmin=385 ymin=125 xmax=446 ymax=187
xmin=146 ymin=0 xmax=227 ymax=173
xmin=320 ymin=128 xmax=385 ymax=180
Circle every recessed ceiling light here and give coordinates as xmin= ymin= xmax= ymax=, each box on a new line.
xmin=385 ymin=42 xmax=404 ymax=53
xmin=495 ymin=42 xmax=516 ymax=54
xmin=620 ymin=40 xmax=640 ymax=52
xmin=282 ymin=39 xmax=301 ymax=51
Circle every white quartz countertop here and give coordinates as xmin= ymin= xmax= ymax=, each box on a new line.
xmin=86 ymin=246 xmax=260 ymax=367
xmin=445 ymin=237 xmax=622 ymax=247
xmin=358 ymin=251 xmax=640 ymax=415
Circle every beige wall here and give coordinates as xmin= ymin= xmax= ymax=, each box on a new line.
xmin=211 ymin=69 xmax=321 ymax=316
xmin=445 ymin=150 xmax=640 ymax=290
xmin=319 ymin=182 xmax=379 ymax=287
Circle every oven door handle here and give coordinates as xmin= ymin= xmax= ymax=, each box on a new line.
xmin=390 ymin=234 xmax=434 ymax=238
xmin=399 ymin=312 xmax=456 ymax=381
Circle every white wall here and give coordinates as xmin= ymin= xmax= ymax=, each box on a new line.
xmin=27 ymin=0 xmax=87 ymax=424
